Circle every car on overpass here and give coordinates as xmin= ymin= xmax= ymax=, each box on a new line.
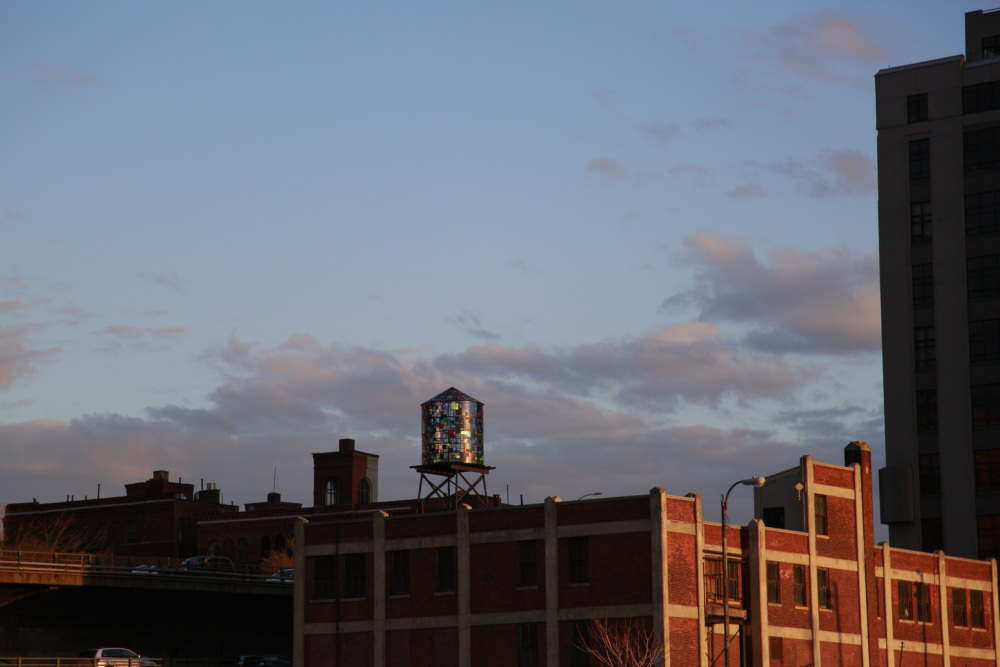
xmin=76 ymin=647 xmax=158 ymax=666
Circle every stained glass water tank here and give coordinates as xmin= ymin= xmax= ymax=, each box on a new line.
xmin=421 ymin=387 xmax=484 ymax=466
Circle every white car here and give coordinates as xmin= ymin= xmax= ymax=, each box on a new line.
xmin=266 ymin=568 xmax=294 ymax=583
xmin=76 ymin=648 xmax=157 ymax=666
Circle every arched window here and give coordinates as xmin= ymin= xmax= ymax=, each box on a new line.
xmin=324 ymin=477 xmax=342 ymax=506
xmin=261 ymin=535 xmax=272 ymax=557
xmin=358 ymin=478 xmax=372 ymax=504
xmin=275 ymin=535 xmax=286 ymax=552
xmin=236 ymin=538 xmax=248 ymax=565
xmin=223 ymin=538 xmax=235 ymax=560
xmin=208 ymin=539 xmax=220 ymax=557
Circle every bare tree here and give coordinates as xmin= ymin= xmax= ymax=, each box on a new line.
xmin=2 ymin=512 xmax=101 ymax=554
xmin=573 ymin=612 xmax=665 ymax=667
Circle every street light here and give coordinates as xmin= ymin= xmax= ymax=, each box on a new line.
xmin=576 ymin=492 xmax=602 ymax=501
xmin=721 ymin=476 xmax=766 ymax=667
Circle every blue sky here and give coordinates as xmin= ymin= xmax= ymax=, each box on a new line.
xmin=0 ymin=1 xmax=978 ymax=530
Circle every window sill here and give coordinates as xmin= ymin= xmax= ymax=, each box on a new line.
xmin=342 ymin=596 xmax=366 ymax=602
xmin=388 ymin=593 xmax=410 ymax=599
xmin=567 ymin=582 xmax=590 ymax=588
xmin=516 ymin=585 xmax=539 ymax=591
xmin=434 ymin=590 xmax=456 ymax=596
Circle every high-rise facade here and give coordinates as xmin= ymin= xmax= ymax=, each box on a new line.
xmin=877 ymin=10 xmax=1000 ymax=558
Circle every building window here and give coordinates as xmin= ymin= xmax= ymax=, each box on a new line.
xmin=358 ymin=477 xmax=372 ymax=504
xmin=972 ymin=384 xmax=1000 ymax=427
xmin=908 ymin=93 xmax=928 ymax=123
xmin=766 ymin=562 xmax=780 ymax=604
xmin=517 ymin=623 xmax=539 ymax=667
xmin=975 ymin=449 xmax=1000 ymax=491
xmin=762 ymin=506 xmax=785 ymax=529
xmin=979 ymin=514 xmax=1000 ymax=559
xmin=208 ymin=538 xmax=219 ymax=557
xmin=915 ymin=582 xmax=932 ymax=622
xmin=967 ymin=191 xmax=1000 ymax=235
xmin=569 ymin=536 xmax=589 ymax=584
xmin=916 ymin=389 xmax=938 ymax=432
xmin=966 ymin=126 xmax=1000 ymax=172
xmin=984 ymin=35 xmax=1000 ymax=60
xmin=570 ymin=621 xmax=590 ymax=667
xmin=969 ymin=255 xmax=1000 ymax=299
xmin=312 ymin=555 xmax=337 ymax=599
xmin=727 ymin=560 xmax=741 ymax=600
xmin=922 ymin=517 xmax=944 ymax=552
xmin=911 ymin=201 xmax=932 ymax=242
xmin=914 ymin=326 xmax=935 ymax=369
xmin=324 ymin=477 xmax=342 ymax=506
xmin=705 ymin=558 xmax=723 ymax=603
xmin=390 ymin=550 xmax=410 ymax=595
xmin=517 ymin=540 xmax=538 ymax=586
xmin=793 ymin=565 xmax=807 ymax=606
xmin=953 ymin=588 xmax=968 ymax=626
xmin=126 ymin=521 xmax=137 ymax=545
xmin=817 ymin=569 xmax=832 ymax=609
xmin=436 ymin=546 xmax=456 ymax=592
xmin=971 ymin=589 xmax=986 ymax=628
xmin=965 ymin=80 xmax=1000 ymax=114
xmin=236 ymin=537 xmax=248 ymax=565
xmin=814 ymin=494 xmax=828 ymax=536
xmin=342 ymin=553 xmax=365 ymax=598
xmin=919 ymin=453 xmax=940 ymax=495
xmin=899 ymin=580 xmax=913 ymax=620
xmin=769 ymin=637 xmax=784 ymax=662
xmin=261 ymin=535 xmax=271 ymax=557
xmin=971 ymin=319 xmax=1000 ymax=363
xmin=912 ymin=263 xmax=934 ymax=307
xmin=910 ymin=138 xmax=930 ymax=180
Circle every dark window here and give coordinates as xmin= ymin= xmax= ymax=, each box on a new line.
xmin=966 ymin=80 xmax=1000 ymax=113
xmin=769 ymin=637 xmax=783 ymax=662
xmin=971 ymin=319 xmax=1000 ymax=363
xmin=236 ymin=537 xmax=248 ymax=564
xmin=966 ymin=127 xmax=1000 ymax=173
xmin=436 ymin=546 xmax=456 ymax=592
xmin=967 ymin=191 xmax=1000 ymax=235
xmin=972 ymin=589 xmax=986 ymax=628
xmin=979 ymin=514 xmax=1000 ymax=559
xmin=569 ymin=536 xmax=589 ymax=584
xmin=705 ymin=558 xmax=723 ymax=603
xmin=517 ymin=540 xmax=538 ymax=586
xmin=390 ymin=550 xmax=409 ymax=595
xmin=911 ymin=201 xmax=932 ymax=242
xmin=793 ymin=565 xmax=807 ymax=606
xmin=817 ymin=569 xmax=832 ymax=609
xmin=919 ymin=453 xmax=941 ymax=495
xmin=910 ymin=138 xmax=931 ymax=180
xmin=912 ymin=263 xmax=934 ymax=307
xmin=342 ymin=553 xmax=365 ymax=598
xmin=915 ymin=582 xmax=932 ymax=622
xmin=984 ymin=35 xmax=1000 ymax=60
xmin=972 ymin=384 xmax=1000 ymax=427
xmin=969 ymin=255 xmax=1000 ymax=299
xmin=324 ymin=477 xmax=341 ymax=506
xmin=976 ymin=449 xmax=1000 ymax=491
xmin=953 ymin=588 xmax=968 ymax=626
xmin=899 ymin=580 xmax=913 ymax=620
xmin=908 ymin=93 xmax=928 ymax=123
xmin=814 ymin=494 xmax=828 ymax=536
xmin=922 ymin=517 xmax=944 ymax=553
xmin=312 ymin=555 xmax=337 ymax=599
xmin=358 ymin=478 xmax=372 ymax=504
xmin=570 ymin=621 xmax=590 ymax=667
xmin=517 ymin=623 xmax=539 ymax=667
xmin=762 ymin=506 xmax=785 ymax=529
xmin=766 ymin=562 xmax=780 ymax=604
xmin=126 ymin=521 xmax=137 ymax=545
xmin=727 ymin=559 xmax=741 ymax=600
xmin=916 ymin=389 xmax=939 ymax=432
xmin=914 ymin=326 xmax=935 ymax=369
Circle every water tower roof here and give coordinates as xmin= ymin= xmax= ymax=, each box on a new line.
xmin=424 ymin=387 xmax=481 ymax=405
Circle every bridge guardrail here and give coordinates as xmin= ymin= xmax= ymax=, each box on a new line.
xmin=0 ymin=659 xmax=238 ymax=667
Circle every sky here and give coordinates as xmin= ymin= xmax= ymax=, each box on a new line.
xmin=0 ymin=1 xmax=981 ymax=534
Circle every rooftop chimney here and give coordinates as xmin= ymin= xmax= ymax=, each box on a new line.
xmin=339 ymin=438 xmax=355 ymax=452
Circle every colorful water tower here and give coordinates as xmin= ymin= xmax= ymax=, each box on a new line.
xmin=413 ymin=387 xmax=494 ymax=507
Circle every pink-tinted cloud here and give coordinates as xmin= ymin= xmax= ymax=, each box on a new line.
xmin=0 ymin=324 xmax=58 ymax=390
xmin=586 ymin=158 xmax=625 ymax=179
xmin=770 ymin=149 xmax=875 ymax=198
xmin=27 ymin=62 xmax=105 ymax=87
xmin=727 ymin=183 xmax=766 ymax=199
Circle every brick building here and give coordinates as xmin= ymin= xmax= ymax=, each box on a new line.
xmin=292 ymin=442 xmax=1000 ymax=667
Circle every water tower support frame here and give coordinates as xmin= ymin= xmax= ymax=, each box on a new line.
xmin=413 ymin=462 xmax=495 ymax=509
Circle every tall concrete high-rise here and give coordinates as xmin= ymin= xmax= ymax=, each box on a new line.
xmin=877 ymin=9 xmax=1000 ymax=558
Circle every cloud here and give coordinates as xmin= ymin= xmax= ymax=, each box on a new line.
xmin=0 ymin=300 xmax=23 ymax=314
xmin=741 ymin=12 xmax=888 ymax=86
xmin=727 ymin=183 xmax=766 ymax=199
xmin=0 ymin=324 xmax=59 ymax=390
xmin=770 ymin=149 xmax=875 ymax=198
xmin=445 ymin=310 xmax=501 ymax=341
xmin=586 ymin=158 xmax=626 ymax=179
xmin=665 ymin=232 xmax=880 ymax=354
xmin=139 ymin=271 xmax=183 ymax=293
xmin=27 ymin=62 xmax=105 ymax=87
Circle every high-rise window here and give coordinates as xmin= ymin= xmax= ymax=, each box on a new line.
xmin=910 ymin=138 xmax=931 ymax=180
xmin=914 ymin=326 xmax=935 ymax=368
xmin=919 ymin=453 xmax=940 ymax=495
xmin=967 ymin=190 xmax=1000 ymax=235
xmin=972 ymin=383 xmax=1000 ymax=427
xmin=793 ymin=565 xmax=807 ymax=606
xmin=915 ymin=582 xmax=932 ymax=622
xmin=436 ymin=546 xmax=456 ymax=592
xmin=517 ymin=623 xmax=539 ymax=667
xmin=922 ymin=517 xmax=943 ymax=553
xmin=517 ymin=540 xmax=538 ymax=586
xmin=342 ymin=553 xmax=366 ymax=598
xmin=916 ymin=389 xmax=939 ymax=432
xmin=766 ymin=562 xmax=780 ymax=604
xmin=968 ymin=255 xmax=1000 ymax=299
xmin=570 ymin=621 xmax=590 ymax=667
xmin=324 ymin=477 xmax=341 ymax=506
xmin=899 ymin=580 xmax=913 ymax=620
xmin=965 ymin=126 xmax=1000 ymax=172
xmin=357 ymin=478 xmax=372 ymax=504
xmin=569 ymin=536 xmax=589 ymax=584
xmin=975 ymin=449 xmax=1000 ymax=491
xmin=814 ymin=494 xmax=828 ymax=536
xmin=817 ymin=569 xmax=833 ymax=609
xmin=912 ymin=263 xmax=934 ymax=307
xmin=979 ymin=514 xmax=1000 ymax=559
xmin=312 ymin=555 xmax=337 ymax=599
xmin=911 ymin=201 xmax=932 ymax=242
xmin=972 ymin=589 xmax=986 ymax=628
xmin=953 ymin=588 xmax=968 ymax=626
xmin=390 ymin=550 xmax=409 ymax=595
xmin=965 ymin=80 xmax=1000 ymax=113
xmin=908 ymin=93 xmax=928 ymax=123
xmin=971 ymin=319 xmax=1000 ymax=362
xmin=984 ymin=35 xmax=1000 ymax=60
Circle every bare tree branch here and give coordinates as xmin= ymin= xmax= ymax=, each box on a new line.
xmin=572 ymin=611 xmax=664 ymax=667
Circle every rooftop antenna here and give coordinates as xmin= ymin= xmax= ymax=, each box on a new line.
xmin=273 ymin=467 xmax=277 ymax=494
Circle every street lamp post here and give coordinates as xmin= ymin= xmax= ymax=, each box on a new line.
xmin=721 ymin=476 xmax=766 ymax=667
xmin=576 ymin=492 xmax=602 ymax=501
